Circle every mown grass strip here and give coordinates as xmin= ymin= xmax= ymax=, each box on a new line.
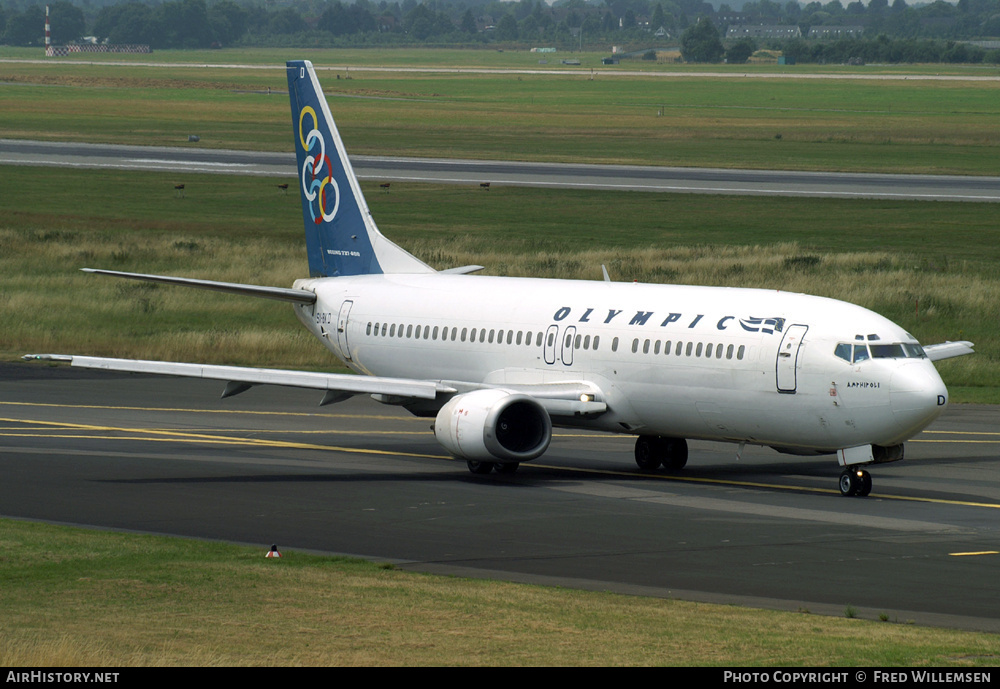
xmin=3 ymin=55 xmax=1000 ymax=173
xmin=1 ymin=518 xmax=998 ymax=666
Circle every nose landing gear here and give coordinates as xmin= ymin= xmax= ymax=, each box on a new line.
xmin=839 ymin=468 xmax=872 ymax=497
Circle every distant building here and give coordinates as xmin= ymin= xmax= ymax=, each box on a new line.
xmin=808 ymin=26 xmax=865 ymax=39
xmin=726 ymin=25 xmax=802 ymax=40
xmin=718 ymin=13 xmax=750 ymax=26
xmin=47 ymin=43 xmax=150 ymax=56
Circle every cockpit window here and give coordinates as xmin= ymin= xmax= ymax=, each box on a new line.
xmin=870 ymin=344 xmax=906 ymax=358
xmin=835 ymin=341 xmax=926 ymax=362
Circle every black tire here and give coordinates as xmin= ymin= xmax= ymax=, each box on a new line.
xmin=839 ymin=470 xmax=858 ymax=497
xmin=634 ymin=437 xmax=662 ymax=470
xmin=467 ymin=460 xmax=496 ymax=475
xmin=662 ymin=438 xmax=689 ymax=470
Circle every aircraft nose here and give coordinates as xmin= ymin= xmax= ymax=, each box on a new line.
xmin=888 ymin=362 xmax=948 ymax=438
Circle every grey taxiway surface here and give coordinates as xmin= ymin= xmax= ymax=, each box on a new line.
xmin=5 ymin=138 xmax=1000 ymax=201
xmin=2 ymin=362 xmax=999 ymax=631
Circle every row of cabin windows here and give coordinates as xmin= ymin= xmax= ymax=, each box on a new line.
xmin=364 ymin=322 xmax=744 ymax=360
xmin=368 ymin=322 xmax=548 ymax=348
xmin=623 ymin=337 xmax=746 ymax=361
xmin=366 ymin=322 xmax=608 ymax=351
xmin=559 ymin=332 xmax=602 ymax=351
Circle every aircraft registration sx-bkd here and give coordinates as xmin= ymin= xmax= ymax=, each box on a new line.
xmin=27 ymin=60 xmax=975 ymax=497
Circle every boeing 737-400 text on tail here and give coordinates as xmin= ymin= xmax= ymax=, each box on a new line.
xmin=26 ymin=60 xmax=975 ymax=497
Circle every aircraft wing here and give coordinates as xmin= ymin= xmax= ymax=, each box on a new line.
xmin=21 ymin=355 xmax=608 ymax=417
xmin=441 ymin=380 xmax=608 ymax=418
xmin=23 ymin=354 xmax=454 ymax=402
xmin=923 ymin=341 xmax=975 ymax=362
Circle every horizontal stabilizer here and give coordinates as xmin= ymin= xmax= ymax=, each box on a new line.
xmin=82 ymin=269 xmax=317 ymax=304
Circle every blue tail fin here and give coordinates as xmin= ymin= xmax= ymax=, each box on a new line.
xmin=286 ymin=60 xmax=433 ymax=278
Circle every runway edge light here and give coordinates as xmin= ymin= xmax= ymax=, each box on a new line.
xmin=265 ymin=544 xmax=281 ymax=558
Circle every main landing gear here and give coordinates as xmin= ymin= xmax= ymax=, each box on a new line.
xmin=634 ymin=436 xmax=688 ymax=471
xmin=839 ymin=468 xmax=873 ymax=497
xmin=466 ymin=460 xmax=520 ymax=475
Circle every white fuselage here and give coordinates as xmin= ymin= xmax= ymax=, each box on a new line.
xmin=292 ymin=273 xmax=948 ymax=454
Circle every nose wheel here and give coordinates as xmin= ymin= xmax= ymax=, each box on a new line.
xmin=839 ymin=468 xmax=872 ymax=497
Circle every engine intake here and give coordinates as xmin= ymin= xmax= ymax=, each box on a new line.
xmin=434 ymin=389 xmax=552 ymax=462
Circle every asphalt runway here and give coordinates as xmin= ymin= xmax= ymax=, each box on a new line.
xmin=2 ymin=362 xmax=999 ymax=632
xmin=4 ymin=138 xmax=1000 ymax=201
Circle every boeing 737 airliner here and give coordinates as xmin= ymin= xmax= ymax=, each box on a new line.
xmin=26 ymin=60 xmax=974 ymax=496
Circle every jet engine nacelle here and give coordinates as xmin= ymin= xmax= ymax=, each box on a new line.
xmin=434 ymin=389 xmax=552 ymax=462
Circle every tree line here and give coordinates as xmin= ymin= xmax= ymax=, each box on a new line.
xmin=3 ymin=0 xmax=1000 ymax=64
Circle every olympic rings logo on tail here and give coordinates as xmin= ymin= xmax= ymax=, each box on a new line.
xmin=298 ymin=106 xmax=340 ymax=225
